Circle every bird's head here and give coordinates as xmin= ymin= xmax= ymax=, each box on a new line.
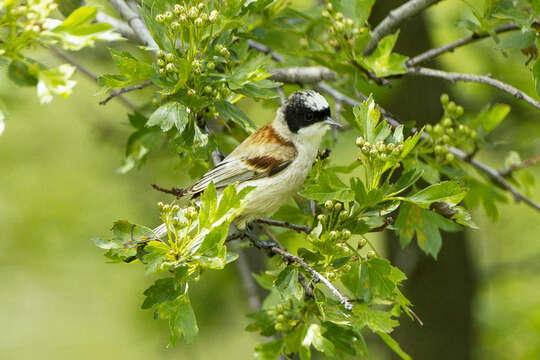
xmin=282 ymin=90 xmax=342 ymax=138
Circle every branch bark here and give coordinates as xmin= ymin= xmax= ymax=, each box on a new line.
xmin=269 ymin=66 xmax=336 ymax=84
xmin=407 ymin=66 xmax=540 ymax=111
xmin=99 ymin=80 xmax=153 ymax=106
xmin=499 ymin=154 xmax=540 ymax=177
xmin=406 ymin=23 xmax=520 ymax=67
xmin=109 ymin=0 xmax=158 ymax=51
xmin=363 ymin=0 xmax=442 ymax=56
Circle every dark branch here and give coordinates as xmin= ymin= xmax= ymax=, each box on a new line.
xmin=406 ymin=23 xmax=520 ymax=67
xmin=151 ymin=183 xmax=187 ymax=198
xmin=256 ymin=218 xmax=312 ymax=234
xmin=363 ymin=0 xmax=442 ymax=56
xmin=100 ymin=80 xmax=153 ymax=106
xmin=407 ymin=67 xmax=540 ymax=111
xmin=499 ymin=154 xmax=540 ymax=177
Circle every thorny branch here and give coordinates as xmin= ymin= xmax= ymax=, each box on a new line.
xmin=48 ymin=46 xmax=138 ymax=111
xmin=99 ymin=80 xmax=153 ymax=106
xmin=406 ymin=23 xmax=520 ymax=67
xmin=363 ymin=0 xmax=442 ymax=56
xmin=407 ymin=67 xmax=540 ymax=112
xmin=499 ymin=154 xmax=540 ymax=177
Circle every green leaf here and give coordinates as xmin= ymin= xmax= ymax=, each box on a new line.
xmin=352 ymin=304 xmax=398 ymax=333
xmin=58 ymin=0 xmax=83 ymax=16
xmin=300 ymin=168 xmax=354 ymax=202
xmin=407 ymin=181 xmax=466 ymax=208
xmin=352 ymin=95 xmax=380 ymax=143
xmin=98 ymin=49 xmax=154 ymax=89
xmin=395 ymin=202 xmax=460 ymax=258
xmin=481 ymin=104 xmax=511 ymax=132
xmin=36 ymin=64 xmax=76 ymax=104
xmin=44 ymin=6 xmax=123 ymax=50
xmin=146 ymin=101 xmax=190 ymax=132
xmin=391 ymin=169 xmax=423 ymax=196
xmin=215 ymin=100 xmax=256 ymax=132
xmin=142 ymin=241 xmax=171 ymax=274
xmin=254 ymin=339 xmax=284 ymax=360
xmin=300 ymin=324 xmax=335 ymax=360
xmin=362 ymin=32 xmax=408 ymax=77
xmin=8 ymin=60 xmax=38 ymax=86
xmin=168 ymin=295 xmax=199 ymax=345
xmin=275 ymin=267 xmax=303 ymax=301
xmin=358 ymin=258 xmax=397 ymax=302
xmin=377 ymin=332 xmax=411 ymax=360
xmin=141 ymin=277 xmax=183 ymax=309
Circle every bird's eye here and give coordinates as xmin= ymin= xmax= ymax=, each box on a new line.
xmin=306 ymin=113 xmax=314 ymax=121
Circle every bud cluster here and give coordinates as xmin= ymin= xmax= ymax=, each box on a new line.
xmin=355 ymin=137 xmax=404 ymax=162
xmin=425 ymin=94 xmax=477 ymax=163
xmin=268 ymin=303 xmax=299 ymax=332
xmin=156 ymin=50 xmax=178 ymax=75
xmin=155 ymin=3 xmax=218 ymax=28
xmin=322 ymin=2 xmax=365 ymax=48
xmin=4 ymin=0 xmax=58 ymax=40
xmin=317 ymin=200 xmax=352 ymax=243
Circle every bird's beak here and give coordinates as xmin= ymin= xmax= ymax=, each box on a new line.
xmin=324 ymin=116 xmax=344 ymax=130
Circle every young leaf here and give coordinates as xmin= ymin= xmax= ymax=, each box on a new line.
xmin=358 ymin=257 xmax=398 ymax=302
xmin=146 ymin=101 xmax=190 ymax=132
xmin=395 ymin=202 xmax=461 ymax=258
xmin=351 ymin=304 xmax=398 ymax=333
xmin=254 ymin=339 xmax=284 ymax=360
xmin=301 ymin=168 xmax=354 ymax=202
xmin=300 ymin=323 xmax=335 ymax=360
xmin=406 ymin=181 xmax=466 ymax=208
xmin=361 ymin=32 xmax=408 ymax=77
xmin=168 ymin=295 xmax=199 ymax=345
xmin=377 ymin=332 xmax=411 ymax=360
xmin=215 ymin=101 xmax=257 ymax=133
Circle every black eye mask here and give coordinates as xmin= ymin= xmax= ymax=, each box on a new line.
xmin=285 ymin=95 xmax=331 ymax=133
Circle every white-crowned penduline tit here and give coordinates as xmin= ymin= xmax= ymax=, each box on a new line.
xmin=153 ymin=90 xmax=342 ymax=238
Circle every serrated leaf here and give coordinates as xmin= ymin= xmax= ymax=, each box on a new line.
xmin=146 ymin=101 xmax=190 ymax=132
xmin=254 ymin=339 xmax=284 ymax=360
xmin=395 ymin=202 xmax=461 ymax=258
xmin=361 ymin=32 xmax=408 ymax=77
xmin=352 ymin=95 xmax=381 ymax=143
xmin=168 ymin=295 xmax=199 ymax=345
xmin=407 ymin=181 xmax=466 ymax=208
xmin=377 ymin=332 xmax=411 ymax=360
xmin=301 ymin=168 xmax=354 ymax=202
xmin=358 ymin=257 xmax=397 ymax=302
xmin=275 ymin=267 xmax=303 ymax=301
xmin=390 ymin=169 xmax=423 ymax=196
xmin=300 ymin=323 xmax=335 ymax=360
xmin=352 ymin=304 xmax=398 ymax=333
xmin=215 ymin=100 xmax=256 ymax=132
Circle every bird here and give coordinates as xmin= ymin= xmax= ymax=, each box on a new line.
xmin=153 ymin=90 xmax=341 ymax=239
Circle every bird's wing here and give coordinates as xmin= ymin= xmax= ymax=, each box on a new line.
xmin=188 ymin=123 xmax=297 ymax=196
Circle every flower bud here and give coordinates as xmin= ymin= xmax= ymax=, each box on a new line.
xmin=356 ymin=136 xmax=365 ymax=147
xmin=329 ymin=230 xmax=338 ymax=239
xmin=171 ymin=21 xmax=180 ymax=30
xmin=322 ymin=10 xmax=330 ymax=18
xmin=442 ymin=117 xmax=452 ymax=127
xmin=172 ymin=205 xmax=180 ymax=212
xmin=470 ymin=130 xmax=477 ymax=139
xmin=186 ymin=206 xmax=198 ymax=219
xmin=165 ymin=63 xmax=176 ymax=72
xmin=425 ymin=124 xmax=433 ymax=132
xmin=335 ymin=21 xmax=345 ymax=32
xmin=433 ymin=124 xmax=443 ymax=135
xmin=194 ymin=17 xmax=203 ymax=27
xmin=159 ymin=68 xmax=166 ymax=74
xmin=345 ymin=18 xmax=354 ymax=27
xmin=369 ymin=149 xmax=378 ymax=156
xmin=335 ymin=12 xmax=344 ymax=20
xmin=157 ymin=59 xmax=165 ymax=66
xmin=157 ymin=50 xmax=166 ymax=58
xmin=440 ymin=93 xmax=449 ymax=105
xmin=342 ymin=230 xmax=351 ymax=240
xmin=188 ymin=6 xmax=198 ymax=19
xmin=358 ymin=238 xmax=367 ymax=249
xmin=178 ymin=14 xmax=187 ymax=22
xmin=441 ymin=134 xmax=451 ymax=144
xmin=174 ymin=4 xmax=185 ymax=15
xmin=456 ymin=106 xmax=464 ymax=117
xmin=162 ymin=204 xmax=170 ymax=211
xmin=326 ymin=3 xmax=333 ymax=10
xmin=339 ymin=210 xmax=348 ymax=220
xmin=165 ymin=53 xmax=174 ymax=62
xmin=366 ymin=250 xmax=376 ymax=259
xmin=361 ymin=145 xmax=369 ymax=153
xmin=157 ymin=201 xmax=164 ymax=209
xmin=324 ymin=200 xmax=334 ymax=209
xmin=204 ymin=85 xmax=213 ymax=94
xmin=334 ymin=202 xmax=342 ymax=212
xmin=447 ymin=101 xmax=457 ymax=112
xmin=317 ymin=214 xmax=326 ymax=222
xmin=198 ymin=3 xmax=205 ymax=9
xmin=446 ymin=127 xmax=455 ymax=136
xmin=164 ymin=11 xmax=173 ymax=20
xmin=445 ymin=153 xmax=455 ymax=162
xmin=209 ymin=10 xmax=218 ymax=22
xmin=387 ymin=143 xmax=395 ymax=151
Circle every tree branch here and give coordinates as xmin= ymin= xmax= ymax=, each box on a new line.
xmin=363 ymin=0 xmax=442 ymax=56
xmin=96 ymin=11 xmax=138 ymax=41
xmin=48 ymin=46 xmax=138 ymax=111
xmin=247 ymin=40 xmax=284 ymax=62
xmin=406 ymin=23 xmax=520 ymax=67
xmin=315 ymin=82 xmax=540 ymax=213
xmin=256 ymin=218 xmax=312 ymax=234
xmin=271 ymin=246 xmax=354 ymax=311
xmin=109 ymin=0 xmax=158 ymax=51
xmin=269 ymin=66 xmax=336 ymax=84
xmin=99 ymin=80 xmax=153 ymax=106
xmin=499 ymin=154 xmax=540 ymax=177
xmin=407 ymin=66 xmax=540 ymax=111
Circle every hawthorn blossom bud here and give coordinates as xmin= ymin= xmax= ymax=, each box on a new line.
xmin=164 ymin=11 xmax=173 ymax=20
xmin=355 ymin=136 xmax=365 ymax=147
xmin=335 ymin=12 xmax=344 ymax=20
xmin=171 ymin=22 xmax=180 ymax=30
xmin=358 ymin=238 xmax=367 ymax=249
xmin=194 ymin=17 xmax=203 ymax=27
xmin=326 ymin=3 xmax=333 ymax=10
xmin=317 ymin=214 xmax=326 ymax=222
xmin=206 ymin=62 xmax=215 ymax=70
xmin=186 ymin=206 xmax=198 ymax=219
xmin=165 ymin=53 xmax=174 ymax=62
xmin=188 ymin=6 xmax=198 ymax=19
xmin=172 ymin=205 xmax=180 ymax=212
xmin=442 ymin=117 xmax=452 ymax=127
xmin=335 ymin=21 xmax=345 ymax=32
xmin=155 ymin=14 xmax=165 ymax=23
xmin=324 ymin=200 xmax=334 ymax=209
xmin=157 ymin=50 xmax=166 ymax=58
xmin=173 ymin=4 xmax=184 ymax=15
xmin=157 ymin=59 xmax=165 ymax=66
xmin=157 ymin=201 xmax=164 ymax=209
xmin=322 ymin=10 xmax=330 ymax=18
xmin=209 ymin=10 xmax=218 ymax=22
xmin=342 ymin=230 xmax=351 ymax=240
xmin=165 ymin=63 xmax=176 ymax=72
xmin=366 ymin=250 xmax=376 ymax=259
xmin=334 ymin=202 xmax=342 ymax=212
xmin=445 ymin=153 xmax=455 ymax=162
xmin=198 ymin=3 xmax=205 ymax=9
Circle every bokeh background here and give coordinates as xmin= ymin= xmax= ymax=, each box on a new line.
xmin=1 ymin=1 xmax=539 ymax=359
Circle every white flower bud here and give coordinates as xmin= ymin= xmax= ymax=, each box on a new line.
xmin=209 ymin=10 xmax=218 ymax=23
xmin=173 ymin=4 xmax=184 ymax=15
xmin=188 ymin=6 xmax=198 ymax=19
xmin=194 ymin=17 xmax=203 ymax=26
xmin=165 ymin=63 xmax=176 ymax=72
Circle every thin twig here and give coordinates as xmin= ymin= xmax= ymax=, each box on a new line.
xmin=406 ymin=23 xmax=520 ymax=67
xmin=407 ymin=66 xmax=540 ymax=111
xmin=48 ymin=46 xmax=137 ymax=110
xmin=363 ymin=0 xmax=442 ymax=56
xmin=315 ymin=82 xmax=540 ymax=213
xmin=151 ymin=183 xmax=187 ymax=198
xmin=109 ymin=0 xmax=159 ymax=51
xmin=99 ymin=80 xmax=153 ymax=105
xmin=499 ymin=154 xmax=540 ymax=177
xmin=247 ymin=40 xmax=284 ymax=62
xmin=271 ymin=246 xmax=353 ymax=311
xmin=256 ymin=218 xmax=312 ymax=234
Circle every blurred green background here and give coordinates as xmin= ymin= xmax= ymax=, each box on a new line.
xmin=1 ymin=1 xmax=540 ymax=359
